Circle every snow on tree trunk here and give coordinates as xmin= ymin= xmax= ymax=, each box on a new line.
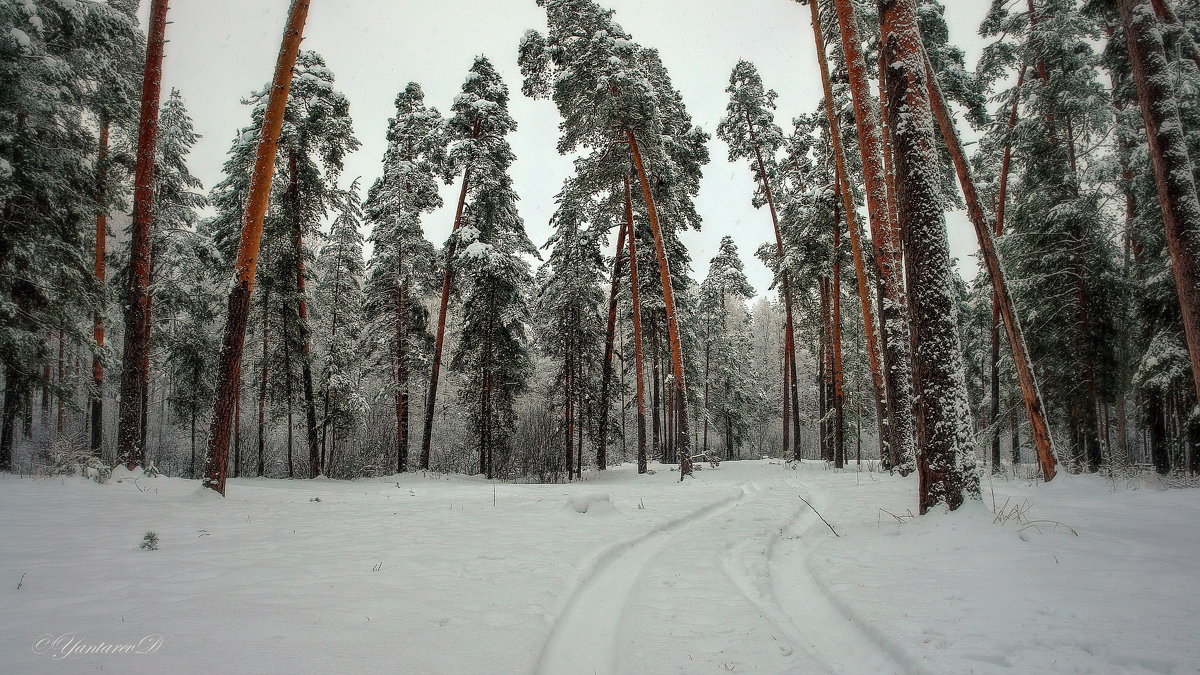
xmin=116 ymin=0 xmax=169 ymax=470
xmin=880 ymin=0 xmax=979 ymax=513
xmin=923 ymin=52 xmax=1057 ymax=482
xmin=1119 ymin=0 xmax=1200 ymax=409
xmin=202 ymin=0 xmax=311 ymax=495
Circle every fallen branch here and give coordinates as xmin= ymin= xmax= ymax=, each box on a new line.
xmin=799 ymin=495 xmax=840 ymax=537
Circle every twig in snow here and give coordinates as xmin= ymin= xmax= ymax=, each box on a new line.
xmin=17 ymin=572 xmax=26 ymax=589
xmin=799 ymin=495 xmax=840 ymax=537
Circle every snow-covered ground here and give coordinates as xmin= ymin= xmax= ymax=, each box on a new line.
xmin=1 ymin=460 xmax=1197 ymax=674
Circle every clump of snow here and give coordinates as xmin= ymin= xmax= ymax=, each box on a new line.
xmin=565 ymin=492 xmax=616 ymax=515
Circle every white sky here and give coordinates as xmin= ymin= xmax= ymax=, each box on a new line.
xmin=147 ymin=0 xmax=992 ymax=296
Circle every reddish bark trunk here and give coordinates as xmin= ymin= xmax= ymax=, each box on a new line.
xmin=809 ymin=0 xmax=890 ymax=465
xmin=202 ymin=0 xmax=311 ymax=495
xmin=626 ymin=130 xmax=692 ymax=479
xmin=91 ymin=120 xmax=109 ymax=456
xmin=827 ymin=0 xmax=915 ymax=472
xmin=421 ymin=130 xmax=477 ymax=470
xmin=116 ymin=0 xmax=169 ymax=470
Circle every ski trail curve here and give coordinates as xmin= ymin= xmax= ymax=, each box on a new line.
xmin=768 ymin=478 xmax=914 ymax=674
xmin=534 ymin=484 xmax=754 ymax=675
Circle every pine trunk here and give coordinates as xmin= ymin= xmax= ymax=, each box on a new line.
xmin=421 ymin=123 xmax=480 ymax=471
xmin=116 ymin=0 xmax=169 ymax=470
xmin=810 ymin=0 xmax=890 ymax=466
xmin=626 ymin=130 xmax=692 ymax=479
xmin=257 ymin=289 xmax=270 ymax=478
xmin=91 ymin=120 xmax=109 ymax=456
xmin=828 ymin=0 xmax=915 ymax=474
xmin=597 ymin=218 xmax=628 ymax=471
xmin=831 ymin=201 xmax=846 ymax=469
xmin=626 ymin=178 xmax=649 ymax=474
xmin=924 ymin=52 xmax=1057 ymax=482
xmin=396 ymin=280 xmax=410 ymax=473
xmin=202 ymin=0 xmax=311 ymax=494
xmin=1120 ymin=0 xmax=1200 ymax=408
xmin=881 ymin=0 xmax=979 ymax=513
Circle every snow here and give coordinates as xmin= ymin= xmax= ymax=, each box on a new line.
xmin=1 ymin=462 xmax=1198 ymax=673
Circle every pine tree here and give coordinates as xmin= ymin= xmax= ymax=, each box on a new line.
xmin=535 ymin=181 xmax=606 ymax=478
xmin=315 ymin=182 xmax=367 ymax=477
xmin=697 ymin=237 xmax=756 ymax=459
xmin=446 ymin=56 xmax=536 ymax=478
xmin=716 ymin=61 xmax=802 ymax=459
xmin=522 ymin=0 xmax=708 ymax=478
xmin=203 ymin=0 xmax=312 ymax=495
xmin=363 ymin=82 xmax=445 ymax=474
xmin=115 ymin=0 xmax=169 ymax=470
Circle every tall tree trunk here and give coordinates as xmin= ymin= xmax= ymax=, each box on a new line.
xmin=1120 ymin=0 xmax=1200 ymax=407
xmin=782 ymin=345 xmax=791 ymax=456
xmin=234 ymin=373 xmax=241 ymax=479
xmin=881 ymin=0 xmax=979 ymax=513
xmin=809 ymin=0 xmax=889 ymax=465
xmin=286 ymin=151 xmax=320 ymax=479
xmin=421 ymin=122 xmax=480 ymax=471
xmin=819 ymin=280 xmax=832 ymax=462
xmin=202 ymin=0 xmax=311 ymax=494
xmin=597 ymin=219 xmax=628 ymax=470
xmin=831 ymin=199 xmax=846 ymax=469
xmin=116 ymin=0 xmax=169 ymax=470
xmin=626 ymin=130 xmax=692 ymax=479
xmin=396 ymin=279 xmax=410 ymax=473
xmin=923 ymin=52 xmax=1058 ymax=481
xmin=626 ymin=179 xmax=649 ymax=474
xmin=283 ymin=312 xmax=294 ymax=479
xmin=702 ymin=340 xmax=710 ymax=454
xmin=55 ymin=330 xmax=65 ymax=436
xmin=829 ymin=0 xmax=916 ymax=474
xmin=91 ymin=120 xmax=109 ymax=457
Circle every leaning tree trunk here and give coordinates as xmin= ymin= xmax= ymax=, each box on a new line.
xmin=626 ymin=130 xmax=692 ymax=479
xmin=1119 ymin=0 xmax=1200 ymax=408
xmin=829 ymin=0 xmax=916 ymax=474
xmin=625 ymin=177 xmax=650 ymax=474
xmin=881 ymin=0 xmax=979 ymax=514
xmin=744 ymin=113 xmax=803 ymax=460
xmin=923 ymin=51 xmax=1058 ymax=482
xmin=421 ymin=121 xmax=481 ymax=471
xmin=116 ymin=0 xmax=169 ymax=470
xmin=809 ymin=0 xmax=889 ymax=465
xmin=202 ymin=0 xmax=311 ymax=495
xmin=91 ymin=119 xmax=109 ymax=457
xmin=597 ymin=218 xmax=628 ymax=470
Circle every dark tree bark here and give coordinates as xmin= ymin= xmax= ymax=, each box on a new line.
xmin=202 ymin=0 xmax=311 ymax=495
xmin=626 ymin=178 xmax=649 ymax=474
xmin=116 ymin=0 xmax=169 ymax=470
xmin=597 ymin=218 xmax=628 ymax=470
xmin=831 ymin=197 xmax=846 ymax=469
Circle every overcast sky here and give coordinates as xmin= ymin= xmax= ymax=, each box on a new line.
xmin=145 ymin=0 xmax=992 ymax=297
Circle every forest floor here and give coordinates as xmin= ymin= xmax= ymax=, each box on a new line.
xmin=1 ymin=459 xmax=1197 ymax=674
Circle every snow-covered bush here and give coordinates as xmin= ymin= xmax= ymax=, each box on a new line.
xmin=43 ymin=437 xmax=111 ymax=483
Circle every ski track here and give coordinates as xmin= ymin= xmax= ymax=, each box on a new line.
xmin=534 ymin=483 xmax=755 ymax=675
xmin=768 ymin=477 xmax=915 ymax=674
